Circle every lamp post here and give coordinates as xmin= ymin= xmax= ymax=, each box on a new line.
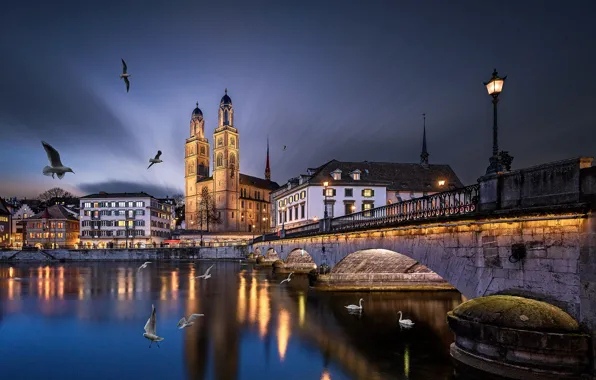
xmin=281 ymin=206 xmax=286 ymax=232
xmin=483 ymin=69 xmax=506 ymax=175
xmin=323 ymin=181 xmax=329 ymax=219
xmin=252 ymin=224 xmax=255 ymax=241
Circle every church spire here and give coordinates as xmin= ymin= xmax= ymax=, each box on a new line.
xmin=420 ymin=113 xmax=429 ymax=166
xmin=265 ymin=135 xmax=271 ymax=180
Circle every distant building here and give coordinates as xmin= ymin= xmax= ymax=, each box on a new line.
xmin=157 ymin=197 xmax=177 ymax=232
xmin=184 ymin=91 xmax=279 ymax=234
xmin=25 ymin=205 xmax=80 ymax=248
xmin=9 ymin=204 xmax=35 ymax=248
xmin=0 ymin=198 xmax=11 ymax=248
xmin=79 ymin=192 xmax=174 ymax=248
xmin=270 ymin=121 xmax=463 ymax=231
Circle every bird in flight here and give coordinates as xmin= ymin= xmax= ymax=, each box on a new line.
xmin=147 ymin=150 xmax=163 ymax=169
xmin=176 ymin=313 xmax=205 ymax=329
xmin=41 ymin=141 xmax=75 ymax=179
xmin=120 ymin=58 xmax=131 ymax=92
xmin=137 ymin=262 xmax=151 ymax=271
xmin=283 ymin=145 xmax=287 ymax=151
xmin=195 ymin=264 xmax=214 ymax=279
xmin=143 ymin=304 xmax=164 ymax=348
xmin=280 ymin=272 xmax=294 ymax=284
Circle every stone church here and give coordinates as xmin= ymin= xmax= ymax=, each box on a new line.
xmin=184 ymin=90 xmax=279 ymax=233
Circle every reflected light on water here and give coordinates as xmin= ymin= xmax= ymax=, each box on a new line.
xmin=170 ymin=270 xmax=179 ymax=300
xmin=277 ymin=308 xmax=291 ymax=362
xmin=258 ymin=281 xmax=270 ymax=339
xmin=189 ymin=267 xmax=196 ymax=300
xmin=320 ymin=369 xmax=331 ymax=380
xmin=58 ymin=266 xmax=64 ymax=300
xmin=8 ymin=267 xmax=13 ymax=278
xmin=404 ymin=344 xmax=410 ymax=378
xmin=43 ymin=266 xmax=50 ymax=300
xmin=117 ymin=268 xmax=126 ymax=299
xmin=160 ymin=276 xmax=167 ymax=301
xmin=298 ymin=292 xmax=306 ymax=327
xmin=248 ymin=276 xmax=257 ymax=324
xmin=237 ymin=276 xmax=246 ymax=323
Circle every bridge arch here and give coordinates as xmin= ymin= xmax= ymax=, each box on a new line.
xmin=265 ymin=248 xmax=280 ymax=261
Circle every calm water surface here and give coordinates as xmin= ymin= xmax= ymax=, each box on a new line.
xmin=0 ymin=262 xmax=462 ymax=380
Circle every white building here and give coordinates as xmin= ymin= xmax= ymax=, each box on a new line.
xmin=79 ymin=192 xmax=174 ymax=248
xmin=271 ymin=159 xmax=463 ymax=231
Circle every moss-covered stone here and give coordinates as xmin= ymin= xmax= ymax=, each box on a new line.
xmin=453 ymin=295 xmax=580 ymax=333
xmin=256 ymin=255 xmax=265 ymax=264
xmin=273 ymin=260 xmax=285 ymax=268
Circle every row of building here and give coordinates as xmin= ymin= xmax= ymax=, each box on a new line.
xmin=0 ymin=192 xmax=176 ymax=249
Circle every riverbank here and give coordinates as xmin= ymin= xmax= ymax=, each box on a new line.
xmin=0 ymin=246 xmax=246 ymax=261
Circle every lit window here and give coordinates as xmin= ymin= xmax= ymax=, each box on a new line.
xmin=332 ymin=172 xmax=341 ymax=180
xmin=324 ymin=188 xmax=335 ymax=197
xmin=300 ymin=191 xmax=306 ymax=199
xmin=438 ymin=180 xmax=446 ymax=186
xmin=351 ymin=170 xmax=361 ymax=180
xmin=362 ymin=189 xmax=374 ymax=197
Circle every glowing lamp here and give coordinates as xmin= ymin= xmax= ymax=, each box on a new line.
xmin=438 ymin=180 xmax=446 ymax=186
xmin=323 ymin=181 xmax=329 ymax=188
xmin=484 ymin=69 xmax=506 ymax=97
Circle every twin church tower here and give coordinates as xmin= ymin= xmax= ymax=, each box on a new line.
xmin=184 ymin=90 xmax=279 ymax=234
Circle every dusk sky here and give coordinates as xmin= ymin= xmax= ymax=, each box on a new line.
xmin=0 ymin=0 xmax=594 ymax=198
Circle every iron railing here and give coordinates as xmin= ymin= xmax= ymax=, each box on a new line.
xmin=330 ymin=184 xmax=479 ymax=232
xmin=285 ymin=222 xmax=321 ymax=238
xmin=253 ymin=184 xmax=480 ymax=243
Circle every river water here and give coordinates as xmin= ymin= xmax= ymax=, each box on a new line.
xmin=0 ymin=262 xmax=462 ymax=380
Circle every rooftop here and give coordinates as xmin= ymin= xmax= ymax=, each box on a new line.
xmin=80 ymin=191 xmax=156 ymax=199
xmin=292 ymin=159 xmax=463 ymax=192
xmin=28 ymin=205 xmax=79 ymax=222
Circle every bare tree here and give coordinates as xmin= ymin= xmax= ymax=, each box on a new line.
xmin=198 ymin=187 xmax=221 ymax=241
xmin=38 ymin=188 xmax=74 ymax=203
xmin=171 ymin=193 xmax=185 ymax=226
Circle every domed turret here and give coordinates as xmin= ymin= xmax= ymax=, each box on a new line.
xmin=220 ymin=88 xmax=232 ymax=106
xmin=192 ymin=101 xmax=203 ymax=119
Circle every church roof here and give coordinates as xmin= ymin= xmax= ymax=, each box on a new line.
xmin=196 ymin=174 xmax=279 ymax=190
xmin=240 ymin=173 xmax=280 ymax=190
xmin=303 ymin=159 xmax=463 ymax=192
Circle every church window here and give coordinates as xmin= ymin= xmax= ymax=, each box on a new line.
xmin=241 ymin=200 xmax=244 ymax=208
xmin=200 ymin=146 xmax=205 ymax=156
xmin=231 ymin=212 xmax=234 ymax=219
xmin=218 ymin=138 xmax=223 ymax=147
xmin=224 ymin=110 xmax=229 ymax=125
xmin=229 ymin=153 xmax=236 ymax=168
xmin=216 ymin=153 xmax=223 ymax=167
xmin=230 ymin=137 xmax=235 ymax=147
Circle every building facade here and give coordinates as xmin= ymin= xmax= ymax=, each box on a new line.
xmin=79 ymin=192 xmax=173 ymax=248
xmin=0 ymin=198 xmax=11 ymax=248
xmin=10 ymin=203 xmax=35 ymax=248
xmin=25 ymin=205 xmax=79 ymax=248
xmin=184 ymin=90 xmax=279 ymax=234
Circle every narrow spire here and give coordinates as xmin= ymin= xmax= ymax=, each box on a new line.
xmin=265 ymin=135 xmax=271 ymax=180
xmin=420 ymin=113 xmax=429 ymax=166
xmin=225 ymin=88 xmax=228 ymax=94
xmin=196 ymin=101 xmax=198 ymax=107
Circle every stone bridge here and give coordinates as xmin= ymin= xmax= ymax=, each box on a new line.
xmin=252 ymin=157 xmax=596 ymax=357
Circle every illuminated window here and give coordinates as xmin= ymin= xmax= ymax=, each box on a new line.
xmin=351 ymin=170 xmax=361 ymax=180
xmin=288 ymin=196 xmax=293 ymax=204
xmin=200 ymin=146 xmax=206 ymax=156
xmin=362 ymin=202 xmax=374 ymax=217
xmin=438 ymin=180 xmax=446 ymax=186
xmin=362 ymin=189 xmax=374 ymax=197
xmin=216 ymin=153 xmax=223 ymax=167
xmin=230 ymin=137 xmax=235 ymax=147
xmin=324 ymin=188 xmax=335 ymax=197
xmin=300 ymin=191 xmax=306 ymax=199
xmin=117 ymin=221 xmax=126 ymax=227
xmin=218 ymin=138 xmax=223 ymax=147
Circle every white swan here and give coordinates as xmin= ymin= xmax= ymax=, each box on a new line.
xmin=345 ymin=298 xmax=363 ymax=311
xmin=398 ymin=311 xmax=414 ymax=327
xmin=137 ymin=262 xmax=151 ymax=271
xmin=280 ymin=272 xmax=294 ymax=284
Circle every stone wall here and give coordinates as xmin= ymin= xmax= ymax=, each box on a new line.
xmin=0 ymin=246 xmax=246 ymax=261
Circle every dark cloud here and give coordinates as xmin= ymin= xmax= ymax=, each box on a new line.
xmin=0 ymin=45 xmax=142 ymax=161
xmin=77 ymin=181 xmax=182 ymax=198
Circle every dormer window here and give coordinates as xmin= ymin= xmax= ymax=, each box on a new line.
xmin=351 ymin=169 xmax=361 ymax=180
xmin=331 ymin=169 xmax=342 ymax=181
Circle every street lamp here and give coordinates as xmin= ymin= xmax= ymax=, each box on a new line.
xmin=323 ymin=181 xmax=329 ymax=219
xmin=483 ymin=68 xmax=507 ymax=175
xmin=252 ymin=224 xmax=256 ymax=241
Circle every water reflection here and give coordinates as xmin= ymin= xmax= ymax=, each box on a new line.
xmin=0 ymin=262 xmax=462 ymax=380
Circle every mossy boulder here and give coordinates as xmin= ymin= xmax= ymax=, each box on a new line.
xmin=308 ymin=269 xmax=318 ymax=287
xmin=256 ymin=255 xmax=265 ymax=264
xmin=453 ymin=295 xmax=580 ymax=333
xmin=273 ymin=260 xmax=285 ymax=268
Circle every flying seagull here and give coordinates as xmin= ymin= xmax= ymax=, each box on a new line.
xmin=280 ymin=272 xmax=294 ymax=284
xmin=176 ymin=313 xmax=205 ymax=329
xmin=147 ymin=150 xmax=163 ymax=169
xmin=195 ymin=264 xmax=214 ymax=279
xmin=41 ymin=141 xmax=75 ymax=179
xmin=283 ymin=145 xmax=287 ymax=151
xmin=137 ymin=262 xmax=151 ymax=271
xmin=120 ymin=58 xmax=131 ymax=92
xmin=143 ymin=304 xmax=164 ymax=348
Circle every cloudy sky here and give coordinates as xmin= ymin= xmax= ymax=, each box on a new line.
xmin=0 ymin=0 xmax=594 ymax=198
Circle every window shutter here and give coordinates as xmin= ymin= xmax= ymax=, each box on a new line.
xmin=371 ymin=189 xmax=375 ymax=196
xmin=332 ymin=188 xmax=336 ymax=196
xmin=323 ymin=189 xmax=326 ymax=196
xmin=361 ymin=189 xmax=365 ymax=196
